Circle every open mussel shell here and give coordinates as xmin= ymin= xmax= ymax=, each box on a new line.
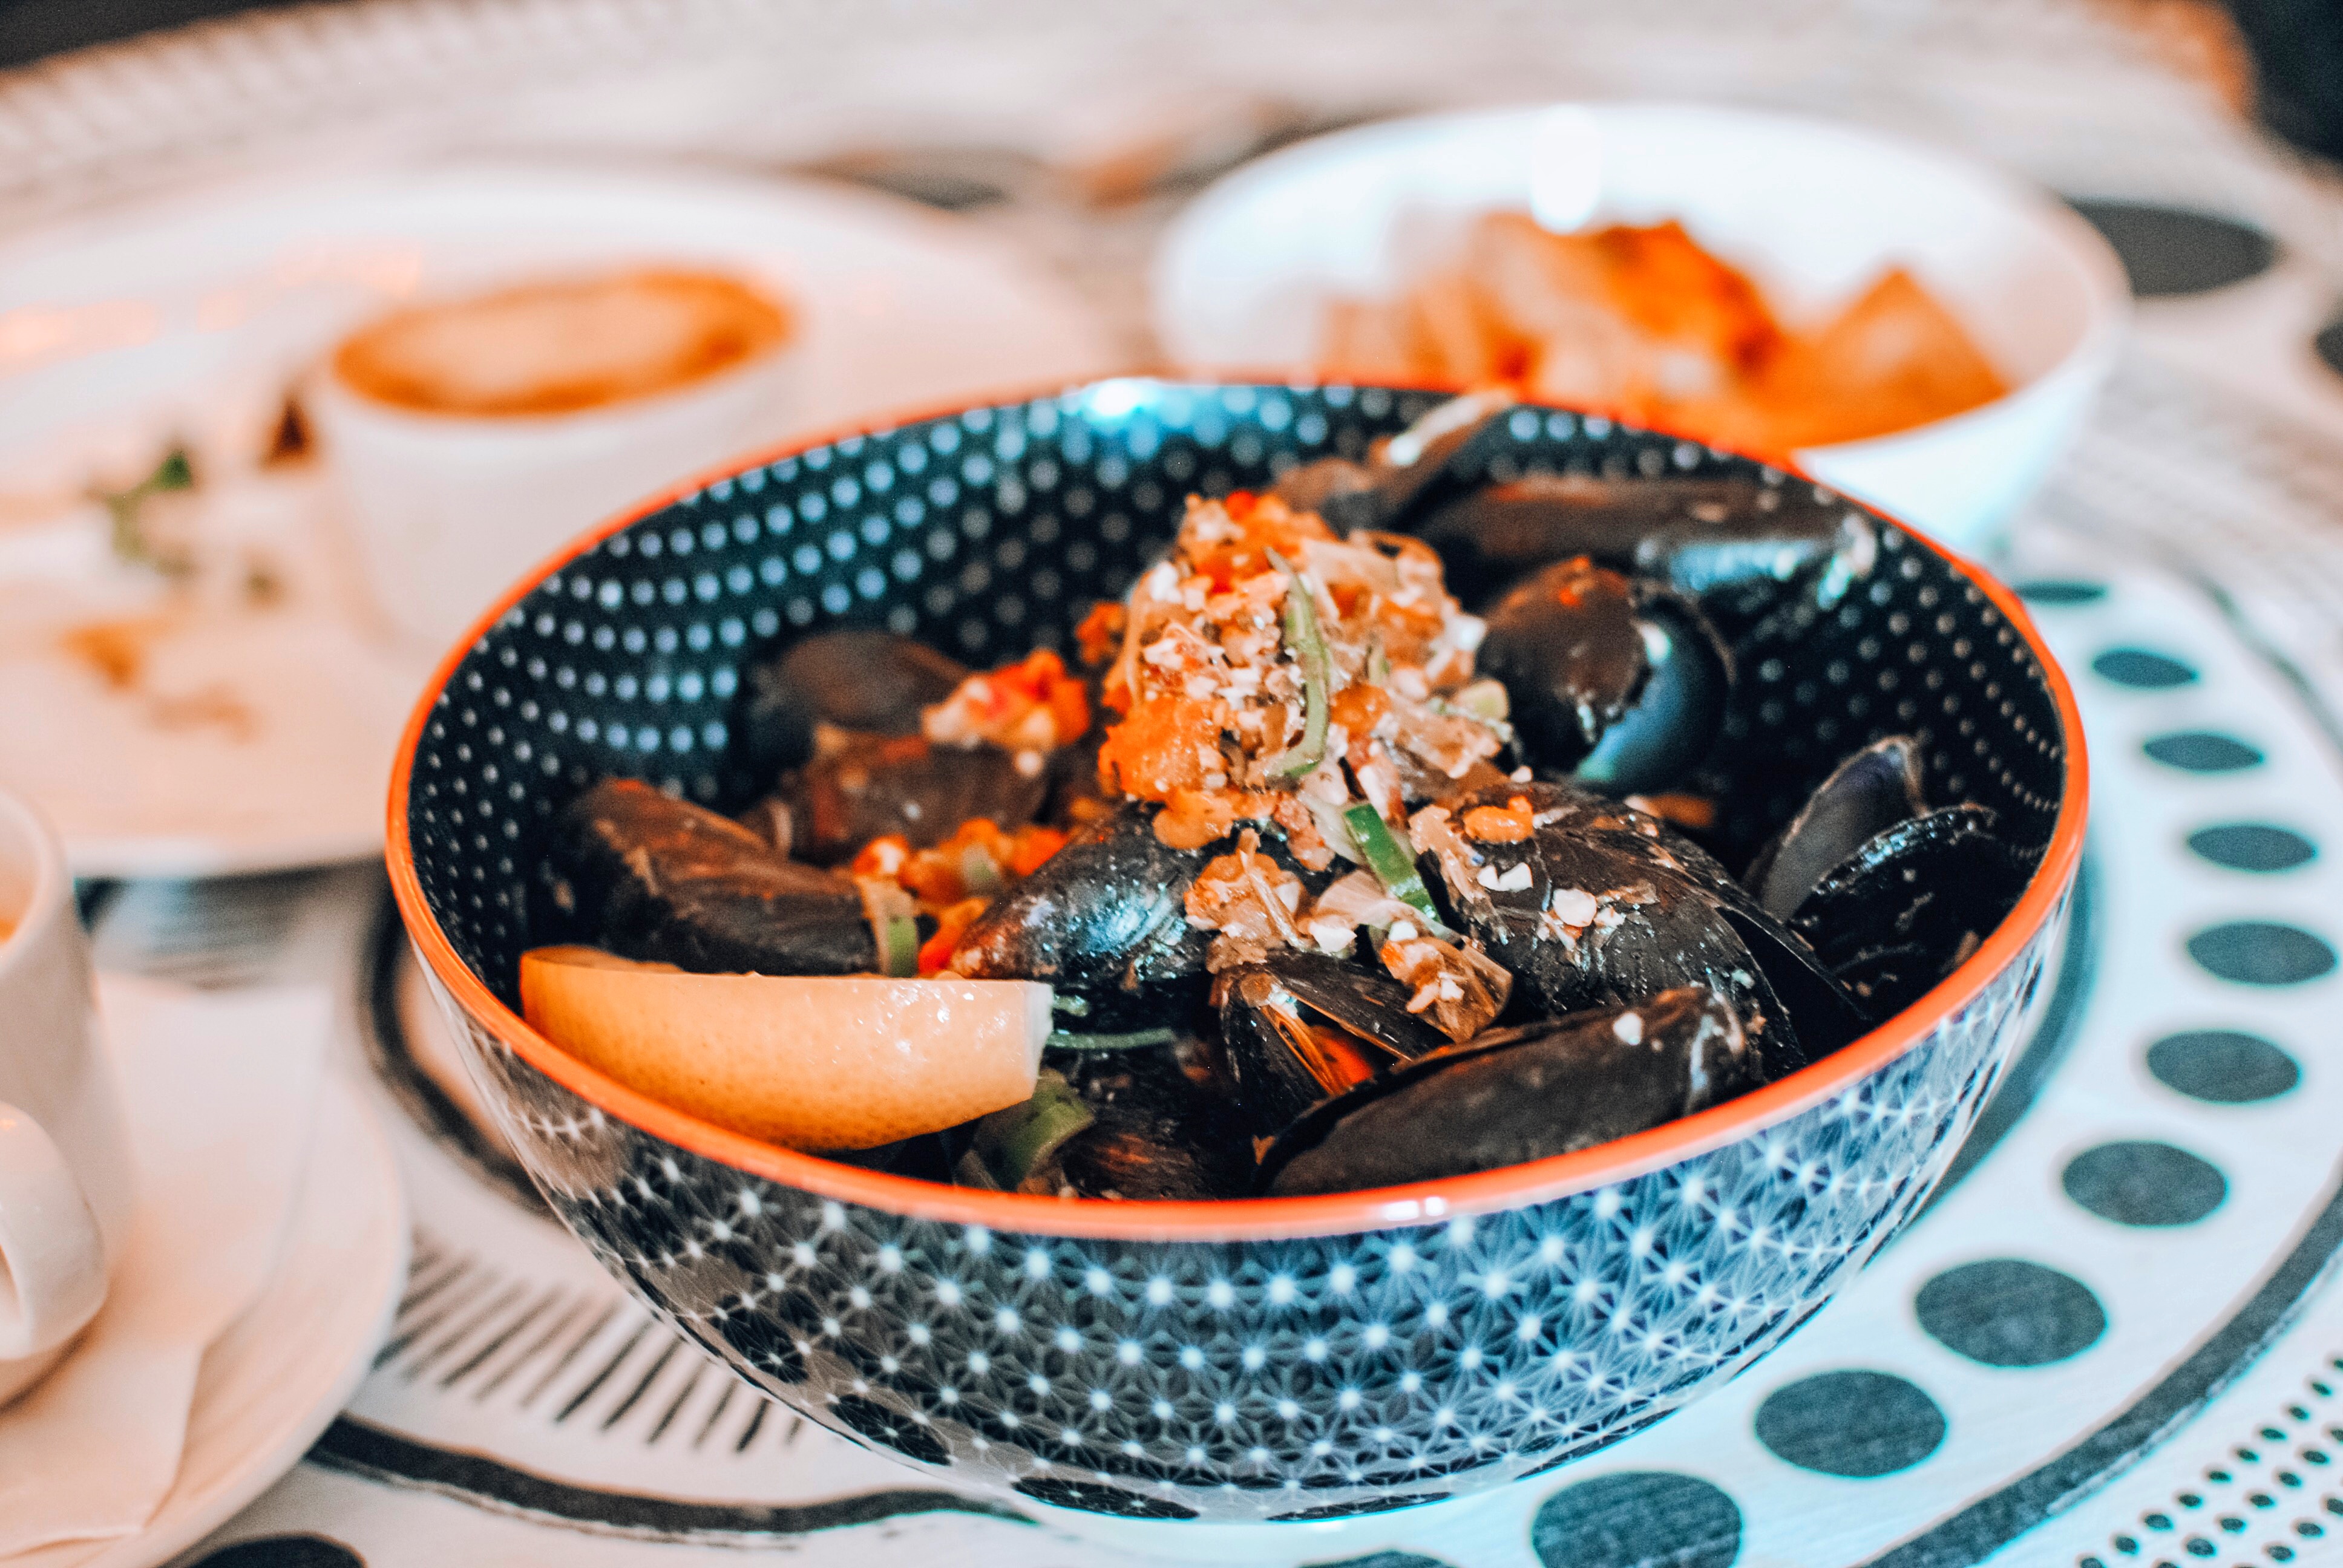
xmin=1412 ymin=471 xmax=1874 ymax=634
xmin=1789 ymin=804 xmax=2035 ymax=1023
xmin=1475 ymin=559 xmax=1731 ymax=798
xmin=547 ymin=778 xmax=874 ymax=975
xmin=1268 ymin=392 xmax=1519 ymax=537
xmin=1427 ymin=780 xmax=1861 ymax=1073
xmin=1213 ymin=952 xmax=1450 ymax=1139
xmin=781 ymin=734 xmax=1049 ymax=863
xmin=1745 ymin=735 xmax=1928 ymax=921
xmin=946 ymin=800 xmax=1217 ymax=1038
xmin=1260 ymin=987 xmax=1756 ymax=1197
xmin=736 ymin=629 xmax=969 ymax=779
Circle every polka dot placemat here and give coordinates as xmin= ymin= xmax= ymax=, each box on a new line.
xmin=2064 ymin=199 xmax=2281 ymax=299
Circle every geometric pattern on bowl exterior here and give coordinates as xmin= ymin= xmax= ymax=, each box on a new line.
xmin=425 ymin=927 xmax=2051 ymax=1521
xmin=400 ymin=380 xmax=2074 ymax=1520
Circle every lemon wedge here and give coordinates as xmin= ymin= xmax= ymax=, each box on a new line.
xmin=519 ymin=946 xmax=1050 ymax=1151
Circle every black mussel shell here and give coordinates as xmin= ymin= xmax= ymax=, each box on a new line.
xmin=1788 ymin=804 xmax=2035 ymax=1023
xmin=825 ymin=1131 xmax=959 ymax=1184
xmin=1271 ymin=457 xmax=1386 ymax=537
xmin=1475 ymin=560 xmax=1732 ymax=797
xmin=548 ymin=778 xmax=873 ymax=975
xmin=1363 ymin=391 xmax=1521 ymax=529
xmin=782 ymin=734 xmax=1049 ymax=863
xmin=1745 ymin=736 xmax=1927 ymax=920
xmin=1213 ymin=952 xmax=1450 ymax=1139
xmin=1574 ymin=594 xmax=1733 ymax=797
xmin=1043 ymin=730 xmax=1113 ymax=827
xmin=1414 ymin=471 xmax=1872 ymax=632
xmin=1052 ymin=1045 xmax=1256 ymax=1201
xmin=1262 ymin=987 xmax=1756 ymax=1196
xmin=1265 ymin=393 xmax=1517 ymax=537
xmin=1425 ymin=779 xmax=1861 ymax=1071
xmin=946 ymin=801 xmax=1217 ymax=1036
xmin=736 ymin=629 xmax=969 ymax=779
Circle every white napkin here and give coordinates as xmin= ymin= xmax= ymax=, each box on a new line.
xmin=0 ymin=976 xmax=328 ymax=1558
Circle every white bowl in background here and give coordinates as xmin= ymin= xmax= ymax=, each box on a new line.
xmin=307 ymin=298 xmax=804 ymax=655
xmin=1152 ymin=101 xmax=2130 ymax=550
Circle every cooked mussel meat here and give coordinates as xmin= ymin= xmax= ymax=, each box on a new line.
xmin=1213 ymin=951 xmax=1449 ymax=1139
xmin=1412 ymin=471 xmax=1876 ymax=632
xmin=736 ymin=629 xmax=969 ymax=779
xmin=1262 ymin=986 xmax=1754 ymax=1196
xmin=782 ymin=734 xmax=1049 ymax=864
xmin=1474 ymin=558 xmax=1732 ymax=796
xmin=1783 ymin=804 xmax=2034 ymax=1022
xmin=1416 ymin=780 xmax=1861 ymax=1071
xmin=547 ymin=778 xmax=875 ymax=975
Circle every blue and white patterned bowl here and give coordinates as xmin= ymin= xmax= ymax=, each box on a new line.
xmin=387 ymin=379 xmax=2086 ymax=1525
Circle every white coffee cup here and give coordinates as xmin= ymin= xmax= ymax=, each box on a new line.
xmin=309 ymin=269 xmax=803 ymax=655
xmin=0 ymin=788 xmax=134 ymax=1408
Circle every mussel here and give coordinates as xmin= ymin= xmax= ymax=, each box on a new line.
xmin=1212 ymin=952 xmax=1450 ymax=1140
xmin=1743 ymin=739 xmax=2036 ymax=1022
xmin=1412 ymin=471 xmax=1877 ymax=634
xmin=1473 ymin=559 xmax=1732 ymax=797
xmin=547 ymin=779 xmax=876 ymax=975
xmin=1783 ymin=805 xmax=2033 ymax=1023
xmin=736 ymin=629 xmax=969 ymax=779
xmin=1052 ymin=1045 xmax=1256 ymax=1201
xmin=1744 ymin=736 xmax=1928 ymax=921
xmin=780 ymin=734 xmax=1049 ymax=863
xmin=1417 ymin=780 xmax=1864 ymax=1072
xmin=1268 ymin=391 xmax=1520 ymax=537
xmin=1261 ymin=987 xmax=1755 ymax=1195
xmin=945 ymin=800 xmax=1218 ymax=1040
xmin=1270 ymin=456 xmax=1386 ymax=537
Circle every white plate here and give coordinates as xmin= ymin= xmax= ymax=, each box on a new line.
xmin=1150 ymin=101 xmax=2126 ymax=549
xmin=16 ymin=1068 xmax=407 ymax=1568
xmin=0 ymin=162 xmax=1119 ymax=880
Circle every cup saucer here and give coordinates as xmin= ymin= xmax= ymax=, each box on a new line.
xmin=4 ymin=1068 xmax=407 ymax=1568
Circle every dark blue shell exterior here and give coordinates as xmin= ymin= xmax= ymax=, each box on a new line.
xmin=403 ymin=381 xmax=2071 ymax=1521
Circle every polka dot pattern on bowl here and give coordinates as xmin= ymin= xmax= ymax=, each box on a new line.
xmin=406 ymin=381 xmax=2069 ymax=1015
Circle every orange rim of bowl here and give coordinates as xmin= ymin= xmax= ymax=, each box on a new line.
xmin=386 ymin=375 xmax=2090 ymax=1244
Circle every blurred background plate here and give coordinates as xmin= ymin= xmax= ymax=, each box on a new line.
xmin=0 ymin=162 xmax=1119 ymax=879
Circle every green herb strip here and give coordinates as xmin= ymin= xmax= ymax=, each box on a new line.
xmin=855 ymin=878 xmax=922 ymax=978
xmin=1266 ymin=558 xmax=1331 ymax=778
xmin=1343 ymin=802 xmax=1439 ymax=920
xmin=975 ymin=1071 xmax=1095 ymax=1189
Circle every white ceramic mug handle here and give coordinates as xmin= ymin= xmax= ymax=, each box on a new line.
xmin=0 ymin=1100 xmax=107 ymax=1361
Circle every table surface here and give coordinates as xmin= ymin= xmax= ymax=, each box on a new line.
xmin=9 ymin=4 xmax=2343 ymax=1566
